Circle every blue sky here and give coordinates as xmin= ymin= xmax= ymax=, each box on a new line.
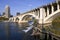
xmin=0 ymin=0 xmax=55 ymax=16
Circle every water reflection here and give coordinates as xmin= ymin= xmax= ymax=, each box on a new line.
xmin=0 ymin=22 xmax=31 ymax=40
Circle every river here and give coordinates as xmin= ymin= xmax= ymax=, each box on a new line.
xmin=0 ymin=22 xmax=34 ymax=40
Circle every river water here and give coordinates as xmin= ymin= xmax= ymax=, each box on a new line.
xmin=0 ymin=22 xmax=34 ymax=40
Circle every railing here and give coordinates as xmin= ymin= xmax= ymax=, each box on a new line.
xmin=32 ymin=27 xmax=60 ymax=40
xmin=49 ymin=32 xmax=60 ymax=40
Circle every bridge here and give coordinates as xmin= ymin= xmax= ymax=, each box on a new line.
xmin=9 ymin=1 xmax=60 ymax=40
xmin=9 ymin=1 xmax=60 ymax=24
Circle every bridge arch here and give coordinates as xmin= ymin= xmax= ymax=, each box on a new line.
xmin=12 ymin=18 xmax=14 ymax=21
xmin=45 ymin=10 xmax=60 ymax=23
xmin=9 ymin=18 xmax=12 ymax=21
xmin=21 ymin=14 xmax=36 ymax=21
xmin=15 ymin=17 xmax=19 ymax=22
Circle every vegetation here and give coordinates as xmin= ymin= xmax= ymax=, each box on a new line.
xmin=44 ymin=16 xmax=60 ymax=36
xmin=52 ymin=16 xmax=60 ymax=35
xmin=0 ymin=17 xmax=9 ymax=21
xmin=33 ymin=19 xmax=39 ymax=27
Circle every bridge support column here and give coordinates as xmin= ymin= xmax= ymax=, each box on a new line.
xmin=47 ymin=7 xmax=49 ymax=16
xmin=39 ymin=7 xmax=45 ymax=24
xmin=14 ymin=18 xmax=16 ymax=22
xmin=57 ymin=3 xmax=60 ymax=10
xmin=37 ymin=9 xmax=40 ymax=18
xmin=51 ymin=5 xmax=54 ymax=14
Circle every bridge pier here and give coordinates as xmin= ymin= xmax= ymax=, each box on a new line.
xmin=47 ymin=7 xmax=49 ymax=16
xmin=57 ymin=3 xmax=60 ymax=10
xmin=39 ymin=7 xmax=46 ymax=24
xmin=51 ymin=4 xmax=54 ymax=14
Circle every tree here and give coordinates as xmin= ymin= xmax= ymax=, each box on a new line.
xmin=33 ymin=19 xmax=39 ymax=27
xmin=0 ymin=17 xmax=9 ymax=21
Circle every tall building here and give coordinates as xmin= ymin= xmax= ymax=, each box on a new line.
xmin=5 ymin=5 xmax=10 ymax=18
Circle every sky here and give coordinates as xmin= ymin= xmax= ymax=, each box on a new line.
xmin=0 ymin=0 xmax=55 ymax=16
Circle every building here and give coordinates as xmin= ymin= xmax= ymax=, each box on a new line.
xmin=16 ymin=12 xmax=20 ymax=16
xmin=4 ymin=5 xmax=10 ymax=18
xmin=2 ymin=12 xmax=5 ymax=16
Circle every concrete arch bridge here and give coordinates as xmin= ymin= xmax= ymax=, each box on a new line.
xmin=9 ymin=13 xmax=38 ymax=23
xmin=9 ymin=1 xmax=60 ymax=25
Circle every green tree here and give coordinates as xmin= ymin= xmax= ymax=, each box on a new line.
xmin=0 ymin=17 xmax=9 ymax=21
xmin=33 ymin=19 xmax=39 ymax=27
